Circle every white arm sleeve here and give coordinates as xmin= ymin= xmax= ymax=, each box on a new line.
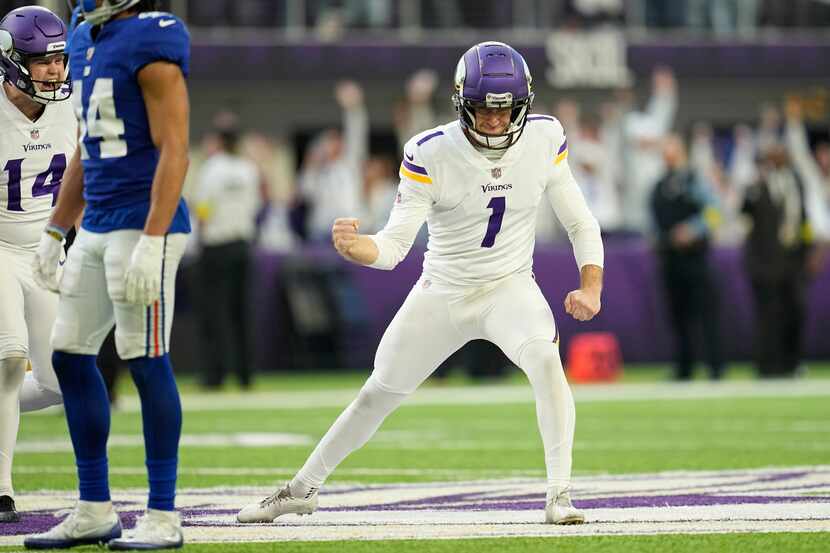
xmin=367 ymin=179 xmax=433 ymax=270
xmin=546 ymin=158 xmax=605 ymax=269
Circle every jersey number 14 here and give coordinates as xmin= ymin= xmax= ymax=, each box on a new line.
xmin=76 ymin=78 xmax=127 ymax=159
xmin=3 ymin=155 xmax=66 ymax=212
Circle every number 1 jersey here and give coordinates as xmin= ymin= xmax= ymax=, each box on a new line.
xmin=372 ymin=117 xmax=603 ymax=286
xmin=0 ymin=78 xmax=77 ymax=251
xmin=68 ymin=12 xmax=191 ymax=234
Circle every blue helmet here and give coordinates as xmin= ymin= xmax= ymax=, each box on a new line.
xmin=0 ymin=5 xmax=71 ymax=104
xmin=452 ymin=41 xmax=535 ymax=150
xmin=75 ymin=0 xmax=155 ymax=25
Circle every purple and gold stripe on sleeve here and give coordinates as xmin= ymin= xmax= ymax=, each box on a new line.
xmin=400 ymin=159 xmax=432 ymax=184
xmin=554 ymin=139 xmax=568 ymax=165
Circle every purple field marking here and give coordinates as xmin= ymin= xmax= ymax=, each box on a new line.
xmin=574 ymin=468 xmax=830 ymax=483
xmin=5 ymin=468 xmax=829 ymax=536
xmin=321 ymin=492 xmax=830 ymax=513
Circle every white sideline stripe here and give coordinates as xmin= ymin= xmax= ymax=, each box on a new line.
xmin=27 ymin=379 xmax=830 ymax=414
xmin=14 ymin=432 xmax=312 ymax=453
xmin=15 ymin=464 xmax=830 ymax=479
xmin=15 ymin=433 xmax=830 ymax=453
xmin=14 ymin=465 xmax=547 ymax=477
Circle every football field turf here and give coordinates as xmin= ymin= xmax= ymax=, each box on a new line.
xmin=2 ymin=364 xmax=829 ymax=552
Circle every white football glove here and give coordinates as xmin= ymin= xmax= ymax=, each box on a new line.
xmin=124 ymin=234 xmax=164 ymax=306
xmin=32 ymin=225 xmax=66 ymax=292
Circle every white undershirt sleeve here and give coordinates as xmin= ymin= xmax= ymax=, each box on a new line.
xmin=546 ymin=158 xmax=605 ymax=270
xmin=367 ymin=180 xmax=433 ymax=270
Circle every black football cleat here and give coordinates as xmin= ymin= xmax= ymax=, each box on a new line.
xmin=0 ymin=495 xmax=20 ymax=522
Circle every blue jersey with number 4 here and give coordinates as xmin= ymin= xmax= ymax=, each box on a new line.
xmin=69 ymin=12 xmax=190 ymax=233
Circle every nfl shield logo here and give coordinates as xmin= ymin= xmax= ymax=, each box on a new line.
xmin=491 ymin=167 xmax=502 ymax=179
xmin=30 ymin=129 xmax=39 ymax=140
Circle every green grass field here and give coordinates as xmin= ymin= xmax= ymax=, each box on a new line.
xmin=3 ymin=363 xmax=829 ymax=552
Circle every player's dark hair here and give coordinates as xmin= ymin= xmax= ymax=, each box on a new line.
xmin=218 ymin=130 xmax=240 ymax=155
xmin=122 ymin=0 xmax=159 ymax=16
xmin=137 ymin=0 xmax=160 ymax=12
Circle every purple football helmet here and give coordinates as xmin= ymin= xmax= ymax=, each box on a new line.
xmin=0 ymin=6 xmax=71 ymax=104
xmin=452 ymin=41 xmax=535 ymax=150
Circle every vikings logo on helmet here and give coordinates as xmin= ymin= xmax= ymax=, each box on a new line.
xmin=0 ymin=6 xmax=71 ymax=105
xmin=452 ymin=41 xmax=535 ymax=150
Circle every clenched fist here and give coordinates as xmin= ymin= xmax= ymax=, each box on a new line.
xmin=332 ymin=218 xmax=360 ymax=258
xmin=564 ymin=288 xmax=601 ymax=322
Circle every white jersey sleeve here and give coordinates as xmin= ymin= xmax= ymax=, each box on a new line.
xmin=0 ymin=83 xmax=78 ymax=251
xmin=368 ymin=137 xmax=439 ymax=270
xmin=543 ymin=122 xmax=604 ymax=270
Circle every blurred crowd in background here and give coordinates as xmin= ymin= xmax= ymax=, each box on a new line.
xmin=179 ymin=64 xmax=829 ymax=385
xmin=182 ymin=66 xmax=830 ymax=254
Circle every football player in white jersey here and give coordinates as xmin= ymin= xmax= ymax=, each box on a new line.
xmin=0 ymin=6 xmax=76 ymax=522
xmin=238 ymin=42 xmax=603 ymax=525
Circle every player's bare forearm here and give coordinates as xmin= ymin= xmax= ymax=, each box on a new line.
xmin=138 ymin=60 xmax=190 ymax=236
xmin=343 ymin=234 xmax=380 ymax=266
xmin=50 ymin=147 xmax=85 ymax=230
xmin=144 ymin=147 xmax=188 ymax=235
xmin=579 ymin=264 xmax=603 ymax=295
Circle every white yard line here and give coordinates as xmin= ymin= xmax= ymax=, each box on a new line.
xmin=27 ymin=379 xmax=830 ymax=414
xmin=13 ymin=465 xmax=547 ymax=477
xmin=15 ymin=433 xmax=830 ymax=454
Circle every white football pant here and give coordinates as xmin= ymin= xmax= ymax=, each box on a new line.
xmin=0 ymin=246 xmax=63 ymax=497
xmin=50 ymin=228 xmax=187 ymax=359
xmin=295 ymin=272 xmax=575 ymax=490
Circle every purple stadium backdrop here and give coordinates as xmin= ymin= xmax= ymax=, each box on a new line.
xmin=247 ymin=239 xmax=830 ymax=371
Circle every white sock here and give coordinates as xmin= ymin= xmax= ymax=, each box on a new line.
xmin=288 ymin=479 xmax=317 ymax=499
xmin=78 ymin=499 xmax=114 ymax=515
xmin=0 ymin=357 xmax=27 ymax=497
xmin=294 ymin=378 xmax=407 ymax=489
